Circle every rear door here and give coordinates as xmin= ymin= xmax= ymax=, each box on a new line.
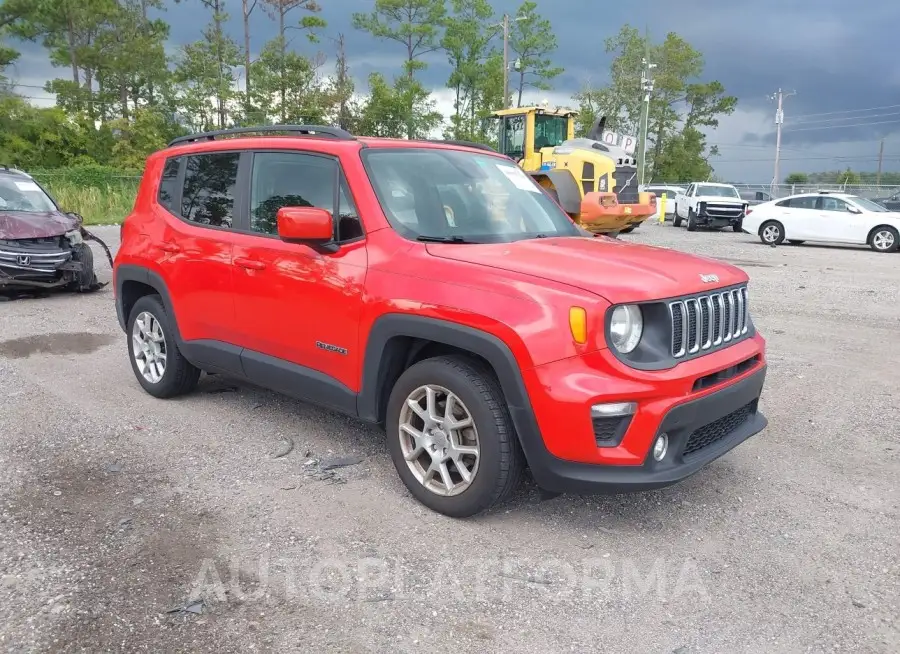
xmin=153 ymin=151 xmax=246 ymax=372
xmin=779 ymin=195 xmax=819 ymax=239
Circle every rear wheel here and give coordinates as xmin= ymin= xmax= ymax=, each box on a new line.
xmin=127 ymin=295 xmax=201 ymax=398
xmin=385 ymin=355 xmax=525 ymax=518
xmin=869 ymin=226 xmax=899 ymax=253
xmin=759 ymin=220 xmax=785 ymax=245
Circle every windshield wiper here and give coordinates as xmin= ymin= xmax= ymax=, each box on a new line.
xmin=416 ymin=235 xmax=476 ymax=243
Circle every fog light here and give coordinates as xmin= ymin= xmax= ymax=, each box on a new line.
xmin=591 ymin=402 xmax=636 ymax=418
xmin=652 ymin=433 xmax=669 ymax=461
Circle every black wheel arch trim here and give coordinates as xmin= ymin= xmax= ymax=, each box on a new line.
xmin=115 ymin=264 xmax=182 ymax=342
xmin=357 ymin=314 xmax=549 ymax=469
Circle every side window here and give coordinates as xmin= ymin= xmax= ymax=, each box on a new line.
xmin=249 ymin=152 xmax=363 ymax=242
xmin=776 ymin=198 xmax=791 ymax=207
xmin=158 ymin=157 xmax=181 ymax=214
xmin=820 ymin=196 xmax=849 ymax=212
xmin=336 ymin=176 xmax=364 ymax=242
xmin=792 ymin=196 xmax=818 ymax=209
xmin=250 ymin=152 xmax=335 ymax=236
xmin=501 ymin=115 xmax=526 ymax=160
xmin=180 ymin=152 xmax=240 ymax=228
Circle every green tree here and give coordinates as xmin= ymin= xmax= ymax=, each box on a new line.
xmin=442 ymin=0 xmax=499 ymax=138
xmin=326 ymin=33 xmax=360 ymax=131
xmin=507 ymin=1 xmax=562 ymax=107
xmin=358 ymin=72 xmax=440 ymax=139
xmin=255 ymin=0 xmax=326 ymax=124
xmin=784 ymin=172 xmax=808 ymax=184
xmin=837 ymin=168 xmax=861 ymax=185
xmin=352 ymin=0 xmax=446 ymax=138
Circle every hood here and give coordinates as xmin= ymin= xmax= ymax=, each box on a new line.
xmin=0 ymin=211 xmax=78 ymax=240
xmin=425 ymin=237 xmax=748 ymax=304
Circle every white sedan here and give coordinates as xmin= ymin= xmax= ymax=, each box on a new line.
xmin=741 ymin=191 xmax=900 ymax=253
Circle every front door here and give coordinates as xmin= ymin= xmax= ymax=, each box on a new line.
xmin=816 ymin=195 xmax=865 ymax=243
xmin=230 ymin=150 xmax=367 ymax=411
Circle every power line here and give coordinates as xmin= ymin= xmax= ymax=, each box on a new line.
xmin=791 ymin=103 xmax=900 ymax=121
xmin=786 ymin=118 xmax=900 ymax=133
xmin=790 ymin=110 xmax=900 ymax=126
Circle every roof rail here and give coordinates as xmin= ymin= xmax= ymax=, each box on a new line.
xmin=422 ymin=139 xmax=498 ymax=153
xmin=167 ymin=124 xmax=356 ymax=147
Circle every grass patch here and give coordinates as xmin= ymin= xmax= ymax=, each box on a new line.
xmin=31 ymin=168 xmax=140 ymax=225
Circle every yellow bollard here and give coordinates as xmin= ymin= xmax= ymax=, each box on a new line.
xmin=658 ymin=193 xmax=667 ymax=223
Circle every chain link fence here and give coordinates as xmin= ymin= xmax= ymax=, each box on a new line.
xmin=730 ymin=183 xmax=900 ymax=201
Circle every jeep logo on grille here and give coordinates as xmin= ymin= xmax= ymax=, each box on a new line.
xmin=699 ymin=273 xmax=719 ymax=283
xmin=16 ymin=255 xmax=31 ymax=266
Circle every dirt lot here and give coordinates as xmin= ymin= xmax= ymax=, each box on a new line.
xmin=1 ymin=223 xmax=897 ymax=653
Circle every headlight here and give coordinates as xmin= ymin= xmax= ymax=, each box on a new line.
xmin=609 ymin=305 xmax=643 ymax=353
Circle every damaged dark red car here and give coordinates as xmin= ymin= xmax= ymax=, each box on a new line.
xmin=0 ymin=166 xmax=112 ymax=294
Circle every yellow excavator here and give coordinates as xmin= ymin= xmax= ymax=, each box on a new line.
xmin=485 ymin=106 xmax=656 ymax=235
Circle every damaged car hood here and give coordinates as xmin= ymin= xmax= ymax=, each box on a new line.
xmin=0 ymin=211 xmax=79 ymax=240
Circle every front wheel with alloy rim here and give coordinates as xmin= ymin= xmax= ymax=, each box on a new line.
xmin=385 ymin=355 xmax=525 ymax=517
xmin=759 ymin=220 xmax=785 ymax=245
xmin=869 ymin=225 xmax=899 ymax=252
xmin=127 ymin=295 xmax=201 ymax=398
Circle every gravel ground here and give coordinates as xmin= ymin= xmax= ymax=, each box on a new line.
xmin=0 ymin=222 xmax=898 ymax=653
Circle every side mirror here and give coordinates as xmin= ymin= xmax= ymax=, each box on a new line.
xmin=847 ymin=206 xmax=862 ymax=214
xmin=277 ymin=206 xmax=334 ymax=244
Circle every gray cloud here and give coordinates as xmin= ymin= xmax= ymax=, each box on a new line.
xmin=7 ymin=0 xmax=899 ymax=180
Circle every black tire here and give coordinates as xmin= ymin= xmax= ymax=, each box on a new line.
xmin=788 ymin=240 xmax=805 ymax=245
xmin=758 ymin=220 xmax=785 ymax=245
xmin=385 ymin=355 xmax=525 ymax=518
xmin=126 ymin=294 xmax=201 ymax=399
xmin=620 ymin=225 xmax=636 ymax=233
xmin=732 ymin=220 xmax=743 ymax=233
xmin=868 ymin=225 xmax=899 ymax=253
xmin=686 ymin=208 xmax=698 ymax=232
xmin=69 ymin=242 xmax=98 ymax=291
xmin=672 ymin=207 xmax=682 ymax=227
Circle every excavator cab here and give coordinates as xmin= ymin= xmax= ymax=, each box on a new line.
xmin=484 ymin=107 xmax=656 ymax=235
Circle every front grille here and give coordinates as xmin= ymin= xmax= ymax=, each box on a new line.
xmin=0 ymin=239 xmax=71 ymax=275
xmin=669 ymin=286 xmax=749 ymax=359
xmin=613 ymin=167 xmax=639 ymax=204
xmin=701 ymin=203 xmax=744 ymax=218
xmin=683 ymin=400 xmax=756 ymax=458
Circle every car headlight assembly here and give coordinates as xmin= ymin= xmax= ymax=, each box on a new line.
xmin=609 ymin=304 xmax=643 ymax=353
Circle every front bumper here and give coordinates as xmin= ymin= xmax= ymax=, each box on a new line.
xmin=516 ymin=341 xmax=767 ymax=494
xmin=0 ymin=240 xmax=79 ymax=289
xmin=696 ymin=205 xmax=745 ymax=226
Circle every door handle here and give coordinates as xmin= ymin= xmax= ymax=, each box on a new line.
xmin=234 ymin=257 xmax=266 ymax=270
xmin=159 ymin=243 xmax=180 ymax=253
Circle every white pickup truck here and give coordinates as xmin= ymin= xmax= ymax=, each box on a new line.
xmin=672 ymin=182 xmax=749 ymax=232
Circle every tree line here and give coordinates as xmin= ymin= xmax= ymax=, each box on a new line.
xmin=0 ymin=0 xmax=741 ymax=182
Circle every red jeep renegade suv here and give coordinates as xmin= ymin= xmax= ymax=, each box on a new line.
xmin=113 ymin=125 xmax=768 ymax=517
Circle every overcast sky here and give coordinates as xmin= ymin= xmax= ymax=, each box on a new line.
xmin=7 ymin=0 xmax=900 ymax=183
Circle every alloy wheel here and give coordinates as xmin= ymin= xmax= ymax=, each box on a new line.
xmin=398 ymin=384 xmax=480 ymax=497
xmin=873 ymin=229 xmax=895 ymax=251
xmin=131 ymin=311 xmax=167 ymax=384
xmin=762 ymin=224 xmax=780 ymax=243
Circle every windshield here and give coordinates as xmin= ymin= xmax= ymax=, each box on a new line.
xmin=362 ymin=148 xmax=581 ymax=243
xmin=0 ymin=176 xmax=57 ymax=212
xmin=849 ymin=196 xmax=889 ymax=212
xmin=696 ymin=184 xmax=740 ymax=198
xmin=534 ymin=115 xmax=568 ymax=149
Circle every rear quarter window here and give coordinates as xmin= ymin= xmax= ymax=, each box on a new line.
xmin=158 ymin=157 xmax=182 ymax=214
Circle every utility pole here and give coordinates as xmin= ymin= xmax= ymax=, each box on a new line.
xmin=637 ymin=57 xmax=656 ymax=186
xmin=769 ymin=88 xmax=796 ymax=190
xmin=502 ymin=13 xmax=509 ymax=109
xmin=877 ymin=138 xmax=885 ymax=187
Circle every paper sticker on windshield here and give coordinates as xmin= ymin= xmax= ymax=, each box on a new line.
xmin=14 ymin=181 xmax=40 ymax=192
xmin=497 ymin=164 xmax=541 ymax=193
